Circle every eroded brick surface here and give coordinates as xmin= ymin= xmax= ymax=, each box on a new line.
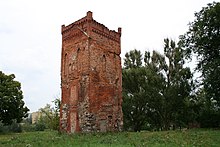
xmin=60 ymin=11 xmax=123 ymax=133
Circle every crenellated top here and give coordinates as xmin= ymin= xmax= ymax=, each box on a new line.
xmin=61 ymin=11 xmax=121 ymax=43
xmin=91 ymin=19 xmax=121 ymax=42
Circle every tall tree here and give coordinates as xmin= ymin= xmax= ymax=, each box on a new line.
xmin=123 ymin=50 xmax=147 ymax=131
xmin=180 ymin=2 xmax=220 ymax=106
xmin=144 ymin=39 xmax=193 ymax=130
xmin=123 ymin=39 xmax=193 ymax=131
xmin=163 ymin=39 xmax=193 ymax=129
xmin=124 ymin=49 xmax=142 ymax=69
xmin=180 ymin=2 xmax=220 ymax=127
xmin=0 ymin=71 xmax=29 ymax=125
xmin=122 ymin=49 xmax=163 ymax=131
xmin=122 ymin=67 xmax=148 ymax=131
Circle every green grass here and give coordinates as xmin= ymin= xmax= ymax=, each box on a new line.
xmin=0 ymin=129 xmax=220 ymax=147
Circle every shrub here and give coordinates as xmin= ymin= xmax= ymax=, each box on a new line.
xmin=0 ymin=121 xmax=9 ymax=134
xmin=21 ymin=123 xmax=36 ymax=132
xmin=35 ymin=122 xmax=46 ymax=131
xmin=0 ymin=120 xmax=22 ymax=133
xmin=9 ymin=120 xmax=22 ymax=133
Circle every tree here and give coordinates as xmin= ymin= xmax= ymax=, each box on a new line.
xmin=123 ymin=67 xmax=153 ymax=131
xmin=123 ymin=50 xmax=145 ymax=131
xmin=144 ymin=39 xmax=193 ymax=130
xmin=38 ymin=98 xmax=60 ymax=130
xmin=180 ymin=2 xmax=220 ymax=127
xmin=122 ymin=49 xmax=161 ymax=131
xmin=122 ymin=39 xmax=193 ymax=131
xmin=180 ymin=2 xmax=220 ymax=106
xmin=162 ymin=39 xmax=193 ymax=129
xmin=124 ymin=49 xmax=143 ymax=69
xmin=0 ymin=71 xmax=29 ymax=125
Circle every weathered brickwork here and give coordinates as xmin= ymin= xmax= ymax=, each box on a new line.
xmin=60 ymin=11 xmax=123 ymax=133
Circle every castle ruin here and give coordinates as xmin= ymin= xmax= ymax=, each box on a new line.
xmin=60 ymin=11 xmax=123 ymax=133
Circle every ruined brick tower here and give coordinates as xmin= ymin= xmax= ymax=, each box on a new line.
xmin=60 ymin=11 xmax=123 ymax=133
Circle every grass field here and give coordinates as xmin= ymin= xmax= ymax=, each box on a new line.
xmin=0 ymin=129 xmax=220 ymax=147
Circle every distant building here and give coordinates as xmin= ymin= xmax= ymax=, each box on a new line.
xmin=31 ymin=111 xmax=42 ymax=124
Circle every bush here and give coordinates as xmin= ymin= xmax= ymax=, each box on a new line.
xmin=199 ymin=110 xmax=220 ymax=128
xmin=0 ymin=120 xmax=22 ymax=133
xmin=0 ymin=121 xmax=4 ymax=133
xmin=0 ymin=121 xmax=9 ymax=134
xmin=35 ymin=122 xmax=46 ymax=131
xmin=10 ymin=120 xmax=22 ymax=133
xmin=21 ymin=123 xmax=35 ymax=132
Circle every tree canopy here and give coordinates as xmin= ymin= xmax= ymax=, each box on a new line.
xmin=122 ymin=39 xmax=194 ymax=131
xmin=180 ymin=2 xmax=220 ymax=127
xmin=37 ymin=98 xmax=61 ymax=130
xmin=180 ymin=2 xmax=220 ymax=105
xmin=122 ymin=1 xmax=220 ymax=131
xmin=0 ymin=71 xmax=29 ymax=125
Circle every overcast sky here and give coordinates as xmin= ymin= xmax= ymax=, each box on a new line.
xmin=0 ymin=0 xmax=216 ymax=112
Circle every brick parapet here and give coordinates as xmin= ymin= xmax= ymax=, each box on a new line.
xmin=91 ymin=20 xmax=121 ymax=43
xmin=61 ymin=11 xmax=121 ymax=43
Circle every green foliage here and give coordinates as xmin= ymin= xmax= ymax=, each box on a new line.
xmin=0 ymin=129 xmax=220 ymax=146
xmin=180 ymin=1 xmax=220 ymax=127
xmin=37 ymin=98 xmax=60 ymax=131
xmin=124 ymin=49 xmax=143 ymax=69
xmin=123 ymin=39 xmax=194 ymax=131
xmin=0 ymin=71 xmax=29 ymax=125
xmin=0 ymin=120 xmax=22 ymax=133
xmin=9 ymin=120 xmax=22 ymax=133
xmin=0 ymin=121 xmax=8 ymax=134
xmin=122 ymin=67 xmax=154 ymax=131
xmin=161 ymin=39 xmax=193 ymax=130
xmin=35 ymin=119 xmax=46 ymax=131
xmin=21 ymin=123 xmax=36 ymax=132
xmin=195 ymin=88 xmax=220 ymax=128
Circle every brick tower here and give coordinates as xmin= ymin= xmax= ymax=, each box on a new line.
xmin=60 ymin=11 xmax=123 ymax=133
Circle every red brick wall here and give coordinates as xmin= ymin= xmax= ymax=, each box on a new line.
xmin=60 ymin=11 xmax=123 ymax=133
